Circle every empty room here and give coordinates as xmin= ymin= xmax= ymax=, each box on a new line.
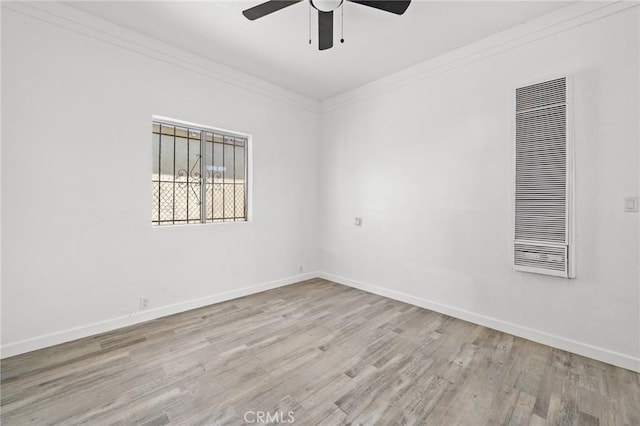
xmin=1 ymin=0 xmax=639 ymax=425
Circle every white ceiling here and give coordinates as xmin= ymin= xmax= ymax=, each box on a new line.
xmin=66 ymin=1 xmax=573 ymax=100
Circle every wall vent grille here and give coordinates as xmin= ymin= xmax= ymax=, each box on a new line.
xmin=514 ymin=243 xmax=567 ymax=274
xmin=514 ymin=77 xmax=573 ymax=278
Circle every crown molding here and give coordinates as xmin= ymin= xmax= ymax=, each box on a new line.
xmin=1 ymin=1 xmax=321 ymax=113
xmin=3 ymin=2 xmax=636 ymax=115
xmin=320 ymin=1 xmax=639 ymax=113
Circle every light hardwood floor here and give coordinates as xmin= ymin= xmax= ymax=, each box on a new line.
xmin=1 ymin=278 xmax=639 ymax=425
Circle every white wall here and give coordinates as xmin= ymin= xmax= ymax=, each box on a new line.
xmin=1 ymin=5 xmax=319 ymax=354
xmin=319 ymin=6 xmax=639 ymax=370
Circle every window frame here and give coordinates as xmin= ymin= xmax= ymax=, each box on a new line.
xmin=151 ymin=116 xmax=251 ymax=226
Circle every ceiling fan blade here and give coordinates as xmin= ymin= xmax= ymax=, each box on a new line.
xmin=318 ymin=10 xmax=333 ymax=50
xmin=347 ymin=0 xmax=411 ymax=15
xmin=242 ymin=0 xmax=303 ymax=21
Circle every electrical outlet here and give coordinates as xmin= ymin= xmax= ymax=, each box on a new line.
xmin=139 ymin=297 xmax=149 ymax=310
xmin=299 ymin=265 xmax=304 ymax=274
xmin=354 ymin=217 xmax=362 ymax=226
xmin=624 ymin=197 xmax=639 ymax=213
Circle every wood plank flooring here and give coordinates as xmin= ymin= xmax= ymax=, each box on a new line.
xmin=1 ymin=278 xmax=639 ymax=425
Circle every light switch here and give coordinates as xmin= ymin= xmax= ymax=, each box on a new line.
xmin=624 ymin=197 xmax=639 ymax=213
xmin=354 ymin=217 xmax=362 ymax=226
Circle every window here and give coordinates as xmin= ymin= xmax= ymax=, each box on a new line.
xmin=151 ymin=118 xmax=248 ymax=225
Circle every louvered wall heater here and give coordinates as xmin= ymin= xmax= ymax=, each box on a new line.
xmin=514 ymin=77 xmax=575 ymax=278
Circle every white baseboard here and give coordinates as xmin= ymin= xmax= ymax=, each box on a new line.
xmin=319 ymin=272 xmax=640 ymax=373
xmin=0 ymin=272 xmax=319 ymax=359
xmin=4 ymin=271 xmax=638 ymax=373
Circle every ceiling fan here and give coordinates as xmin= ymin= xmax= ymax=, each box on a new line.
xmin=242 ymin=0 xmax=411 ymax=51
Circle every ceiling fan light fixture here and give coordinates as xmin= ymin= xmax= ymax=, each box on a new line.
xmin=310 ymin=0 xmax=344 ymax=12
